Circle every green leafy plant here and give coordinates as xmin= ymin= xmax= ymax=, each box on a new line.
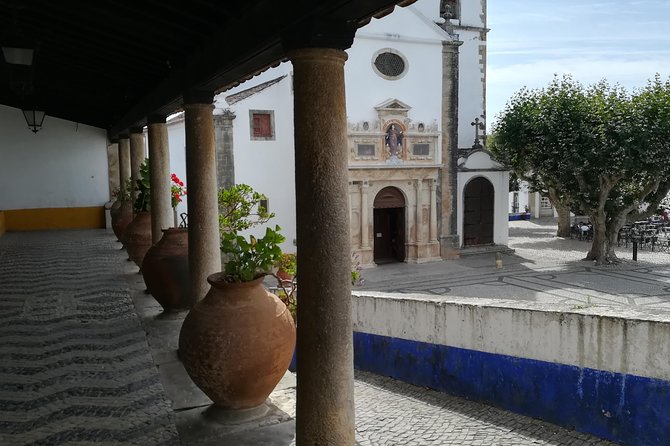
xmin=133 ymin=159 xmax=151 ymax=212
xmin=275 ymin=252 xmax=297 ymax=277
xmin=351 ymin=252 xmax=364 ymax=286
xmin=112 ymin=178 xmax=133 ymax=203
xmin=218 ymin=184 xmax=274 ymax=236
xmin=221 ymin=225 xmax=285 ymax=282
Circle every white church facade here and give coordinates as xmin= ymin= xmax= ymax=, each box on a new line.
xmin=163 ymin=0 xmax=508 ymax=267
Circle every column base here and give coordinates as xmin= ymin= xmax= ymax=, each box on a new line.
xmin=440 ymin=235 xmax=461 ymax=260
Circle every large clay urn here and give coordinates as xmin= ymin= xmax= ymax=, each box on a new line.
xmin=179 ymin=274 xmax=296 ymax=409
xmin=110 ymin=201 xmax=133 ymax=243
xmin=124 ymin=211 xmax=152 ymax=268
xmin=142 ymin=228 xmax=190 ymax=311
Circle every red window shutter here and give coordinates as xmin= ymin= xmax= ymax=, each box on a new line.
xmin=252 ymin=113 xmax=272 ymax=138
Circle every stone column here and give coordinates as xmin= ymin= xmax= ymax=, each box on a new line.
xmin=415 ymin=180 xmax=423 ymax=243
xmin=214 ymin=110 xmax=236 ymax=191
xmin=184 ymin=91 xmax=221 ymax=303
xmin=147 ymin=115 xmax=172 ymax=243
xmin=430 ymin=180 xmax=438 ymax=242
xmin=118 ymin=135 xmax=131 ymax=193
xmin=129 ymin=128 xmax=145 ymax=203
xmin=107 ymin=141 xmax=120 ymax=200
xmin=439 ymin=39 xmax=463 ymax=259
xmin=360 ymin=183 xmax=369 ymax=249
xmin=289 ymin=46 xmax=355 ymax=446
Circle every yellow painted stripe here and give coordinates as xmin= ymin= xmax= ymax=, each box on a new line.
xmin=0 ymin=211 xmax=5 ymax=236
xmin=5 ymin=207 xmax=105 ymax=231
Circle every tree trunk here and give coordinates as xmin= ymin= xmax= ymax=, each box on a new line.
xmin=546 ymin=187 xmax=571 ymax=237
xmin=555 ymin=203 xmax=571 ymax=237
xmin=586 ymin=215 xmax=621 ymax=264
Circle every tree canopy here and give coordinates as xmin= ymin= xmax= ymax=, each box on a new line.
xmin=490 ymin=75 xmax=670 ymax=264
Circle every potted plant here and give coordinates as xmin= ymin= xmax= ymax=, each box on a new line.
xmin=179 ymin=185 xmax=295 ymax=410
xmin=142 ymin=173 xmax=189 ymax=311
xmin=124 ymin=159 xmax=152 ymax=268
xmin=110 ymin=178 xmax=134 ymax=243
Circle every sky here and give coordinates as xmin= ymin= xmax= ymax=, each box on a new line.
xmin=486 ymin=0 xmax=670 ymax=125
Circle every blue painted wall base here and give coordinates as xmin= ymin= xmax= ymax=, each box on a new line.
xmin=353 ymin=331 xmax=670 ymax=446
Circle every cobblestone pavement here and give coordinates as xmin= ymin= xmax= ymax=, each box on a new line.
xmin=271 ymin=371 xmax=616 ymax=446
xmin=360 ymin=219 xmax=670 ymax=312
xmin=0 ymin=227 xmax=626 ymax=445
xmin=0 ymin=230 xmax=179 ymax=446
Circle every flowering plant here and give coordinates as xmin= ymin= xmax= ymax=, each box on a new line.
xmin=171 ymin=173 xmax=187 ymax=208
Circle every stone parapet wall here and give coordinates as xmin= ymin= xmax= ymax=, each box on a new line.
xmin=352 ymin=292 xmax=670 ymax=445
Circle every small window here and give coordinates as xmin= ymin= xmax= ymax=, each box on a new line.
xmin=540 ymin=197 xmax=552 ymax=209
xmin=412 ymin=144 xmax=430 ymax=156
xmin=249 ymin=110 xmax=275 ymax=140
xmin=357 ymin=144 xmax=375 ymax=157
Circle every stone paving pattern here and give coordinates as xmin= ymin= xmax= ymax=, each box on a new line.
xmin=361 ymin=219 xmax=670 ymax=312
xmin=0 ymin=223 xmax=645 ymax=445
xmin=0 ymin=231 xmax=179 ymax=446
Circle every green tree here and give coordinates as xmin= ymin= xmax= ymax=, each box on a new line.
xmin=490 ymin=75 xmax=670 ymax=264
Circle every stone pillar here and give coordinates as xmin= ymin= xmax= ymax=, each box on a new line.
xmin=184 ymin=91 xmax=221 ymax=303
xmin=214 ymin=110 xmax=236 ymax=191
xmin=107 ymin=141 xmax=120 ymax=200
xmin=439 ymin=39 xmax=463 ymax=259
xmin=129 ymin=128 xmax=145 ymax=203
xmin=288 ymin=46 xmax=355 ymax=445
xmin=118 ymin=135 xmax=131 ymax=193
xmin=415 ymin=180 xmax=423 ymax=243
xmin=430 ymin=180 xmax=438 ymax=242
xmin=360 ymin=183 xmax=369 ymax=249
xmin=147 ymin=115 xmax=172 ymax=243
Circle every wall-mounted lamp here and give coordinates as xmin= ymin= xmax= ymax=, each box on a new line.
xmin=22 ymin=107 xmax=45 ymax=133
xmin=1 ymin=46 xmax=34 ymax=65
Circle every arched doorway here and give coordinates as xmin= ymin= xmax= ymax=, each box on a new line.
xmin=373 ymin=187 xmax=406 ymax=263
xmin=463 ymin=177 xmax=494 ymax=246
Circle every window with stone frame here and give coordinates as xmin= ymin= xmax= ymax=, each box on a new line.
xmin=540 ymin=196 xmax=552 ymax=209
xmin=357 ymin=144 xmax=376 ymax=157
xmin=250 ymin=110 xmax=275 ymax=140
xmin=412 ymin=143 xmax=430 ymax=156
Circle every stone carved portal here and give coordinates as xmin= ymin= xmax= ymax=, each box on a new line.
xmin=373 ymin=186 xmax=406 ymax=263
xmin=463 ymin=177 xmax=494 ymax=246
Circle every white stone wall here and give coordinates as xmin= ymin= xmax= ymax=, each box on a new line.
xmin=222 ymin=65 xmax=297 ymax=252
xmin=165 ymin=117 xmax=188 ymax=221
xmin=352 ymin=292 xmax=670 ymax=381
xmin=0 ymin=104 xmax=109 ymax=210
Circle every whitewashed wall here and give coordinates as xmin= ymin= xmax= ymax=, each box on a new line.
xmin=0 ymin=104 xmax=109 ymax=210
xmin=165 ymin=117 xmax=188 ymax=220
xmin=222 ymin=65 xmax=297 ymax=252
xmin=348 ymin=4 xmax=446 ymax=141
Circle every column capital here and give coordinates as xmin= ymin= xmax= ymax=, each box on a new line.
xmin=109 ymin=138 xmax=119 ymax=144
xmin=184 ymin=89 xmax=214 ymax=105
xmin=147 ymin=114 xmax=167 ymax=124
xmin=442 ymin=39 xmax=464 ymax=52
xmin=129 ymin=126 xmax=144 ymax=134
xmin=282 ymin=18 xmax=358 ymax=52
xmin=118 ymin=133 xmax=129 ymax=140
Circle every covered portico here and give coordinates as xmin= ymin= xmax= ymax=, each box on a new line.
xmin=0 ymin=1 xmax=414 ymax=444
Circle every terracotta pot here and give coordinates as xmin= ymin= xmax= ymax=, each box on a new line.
xmin=142 ymin=228 xmax=191 ymax=311
xmin=179 ymin=274 xmax=296 ymax=409
xmin=124 ymin=211 xmax=152 ymax=267
xmin=110 ymin=201 xmax=133 ymax=242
